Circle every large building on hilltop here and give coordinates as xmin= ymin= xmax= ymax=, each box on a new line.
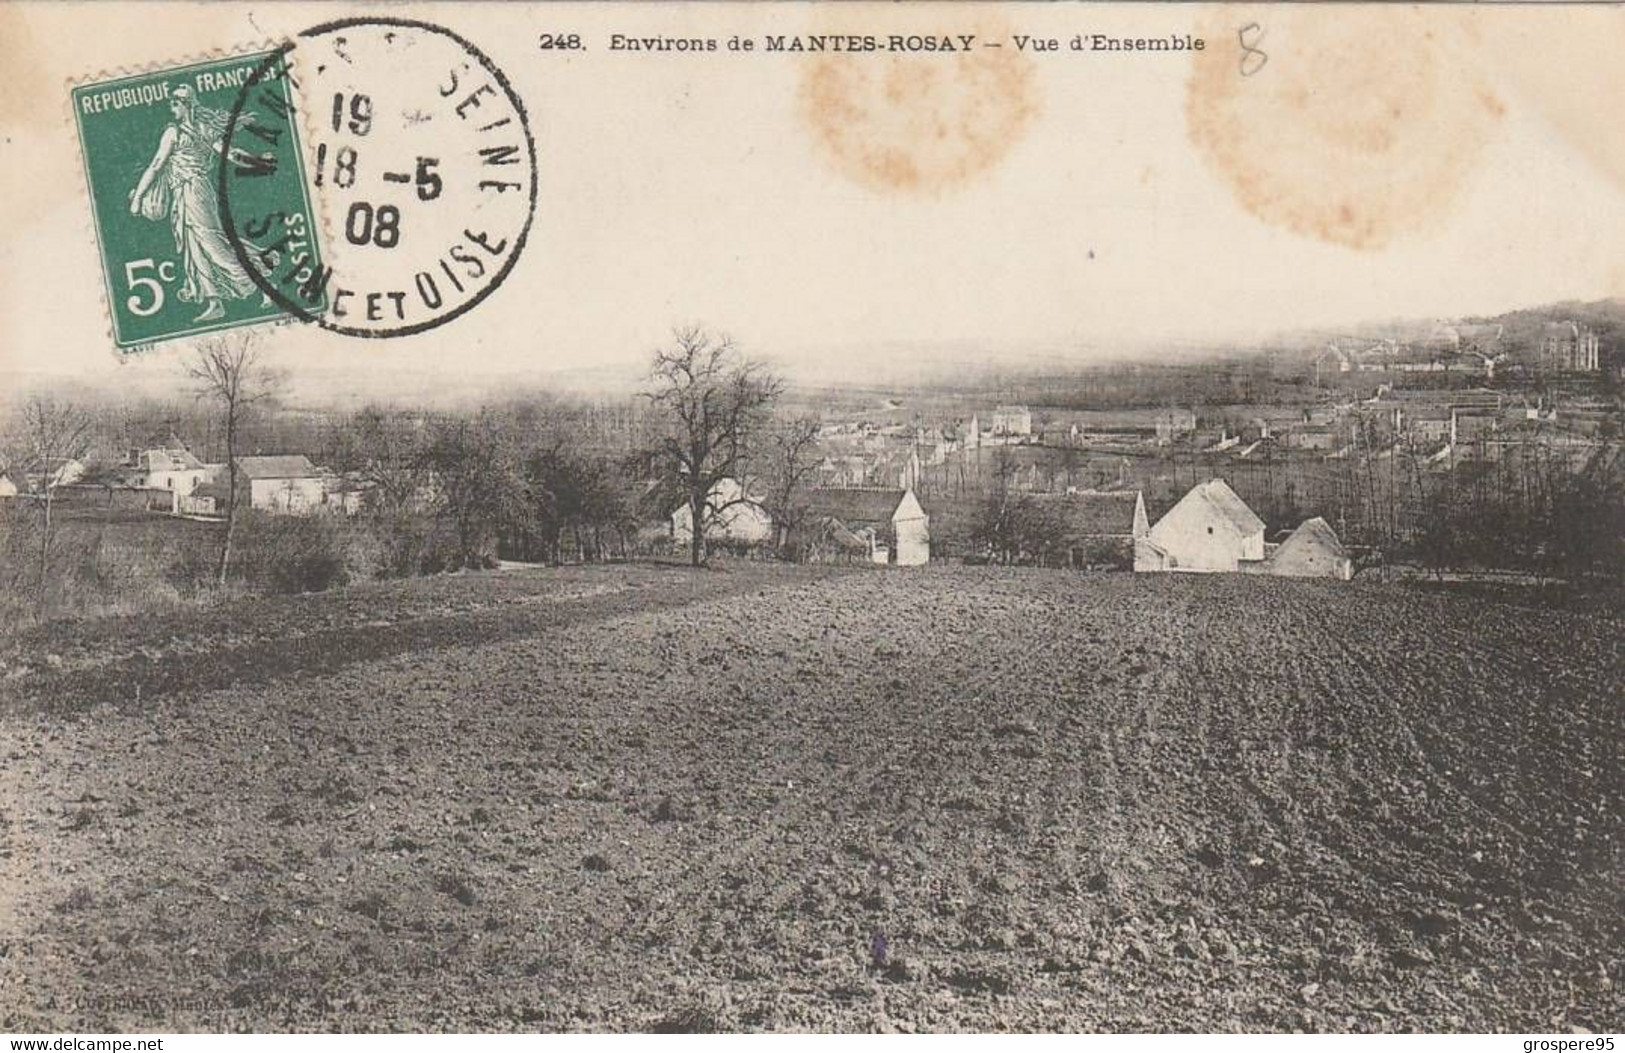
xmin=1540 ymin=322 xmax=1600 ymax=373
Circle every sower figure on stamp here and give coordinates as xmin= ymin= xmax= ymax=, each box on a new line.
xmin=128 ymin=84 xmax=272 ymax=322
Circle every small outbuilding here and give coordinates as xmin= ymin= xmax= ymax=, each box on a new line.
xmin=178 ymin=479 xmax=231 ymax=518
xmin=1263 ymin=516 xmax=1353 ymax=580
xmin=801 ymin=487 xmax=930 ymax=566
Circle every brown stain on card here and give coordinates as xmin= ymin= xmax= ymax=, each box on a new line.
xmin=1186 ymin=6 xmax=1502 ymax=251
xmin=798 ymin=11 xmax=1039 ymax=195
xmin=0 ymin=7 xmax=51 ymax=132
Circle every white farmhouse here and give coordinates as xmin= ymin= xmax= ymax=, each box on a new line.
xmin=1135 ymin=478 xmax=1266 ymax=573
xmin=237 ymin=455 xmax=326 ymax=515
xmin=669 ymin=476 xmax=774 ymax=545
xmin=134 ymin=445 xmax=216 ymax=495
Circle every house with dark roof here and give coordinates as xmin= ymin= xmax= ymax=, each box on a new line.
xmin=1135 ymin=478 xmax=1266 ymax=573
xmin=799 ymin=487 xmax=930 ymax=566
xmin=13 ymin=457 xmax=87 ymax=492
xmin=991 ymin=405 xmax=1033 ymax=437
xmin=1406 ymin=406 xmax=1455 ymax=445
xmin=178 ymin=478 xmax=232 ymax=518
xmin=1027 ymin=489 xmax=1149 ymax=568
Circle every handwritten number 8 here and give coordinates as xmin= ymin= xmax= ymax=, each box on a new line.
xmin=1238 ymin=23 xmax=1268 ymax=77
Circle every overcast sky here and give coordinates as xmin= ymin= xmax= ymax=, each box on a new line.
xmin=4 ymin=2 xmax=1624 ymax=394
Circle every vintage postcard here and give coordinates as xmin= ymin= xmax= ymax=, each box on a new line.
xmin=0 ymin=0 xmax=1622 ymax=1038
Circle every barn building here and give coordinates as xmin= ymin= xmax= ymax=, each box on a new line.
xmin=800 ymin=487 xmax=930 ymax=566
xmin=1135 ymin=478 xmax=1266 ymax=573
xmin=1030 ymin=489 xmax=1149 ymax=568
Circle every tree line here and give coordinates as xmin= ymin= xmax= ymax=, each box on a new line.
xmin=1 ymin=326 xmax=827 ymax=626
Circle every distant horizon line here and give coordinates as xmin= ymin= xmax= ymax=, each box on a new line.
xmin=4 ymin=293 xmax=1620 ymax=394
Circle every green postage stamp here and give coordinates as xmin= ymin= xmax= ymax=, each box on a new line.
xmin=71 ymin=51 xmax=326 ymax=351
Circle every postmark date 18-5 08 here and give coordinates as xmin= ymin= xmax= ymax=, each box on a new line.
xmin=222 ymin=18 xmax=539 ymax=340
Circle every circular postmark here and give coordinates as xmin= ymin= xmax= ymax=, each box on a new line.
xmin=219 ymin=17 xmax=538 ymax=338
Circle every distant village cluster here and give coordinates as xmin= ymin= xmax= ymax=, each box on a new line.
xmin=0 ymin=407 xmax=1355 ymax=581
xmin=1321 ymin=320 xmax=1602 ymax=378
xmin=681 ymin=408 xmax=1354 ymax=579
xmin=1 ymin=307 xmax=1619 ymax=611
xmin=1 ymin=370 xmax=1614 ymax=581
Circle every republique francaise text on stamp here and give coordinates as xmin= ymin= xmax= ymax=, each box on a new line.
xmin=71 ymin=51 xmax=326 ymax=351
xmin=71 ymin=17 xmax=538 ymax=350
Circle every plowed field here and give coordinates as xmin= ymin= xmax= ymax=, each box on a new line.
xmin=1 ymin=564 xmax=1619 ymax=1031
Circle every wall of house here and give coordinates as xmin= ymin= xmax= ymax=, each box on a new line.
xmin=1267 ymin=538 xmax=1353 ymax=580
xmin=893 ymin=514 xmax=930 ymax=566
xmin=1133 ymin=537 xmax=1169 ymax=572
xmin=147 ymin=467 xmax=213 ymax=494
xmin=1145 ymin=501 xmax=1260 ymax=572
xmin=671 ymin=501 xmax=773 ymax=544
xmin=1287 ymin=431 xmax=1338 ymax=451
xmin=250 ymin=477 xmax=326 ymax=515
xmin=323 ymin=490 xmax=366 ymax=516
xmin=178 ymin=493 xmax=218 ymax=516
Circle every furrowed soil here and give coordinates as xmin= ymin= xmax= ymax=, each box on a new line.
xmin=0 ymin=564 xmax=1619 ymax=1032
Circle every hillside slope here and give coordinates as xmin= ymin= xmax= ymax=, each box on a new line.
xmin=1 ymin=566 xmax=1619 ymax=1031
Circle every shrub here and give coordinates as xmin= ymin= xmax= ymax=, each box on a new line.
xmin=364 ymin=511 xmax=460 ymax=577
xmin=339 ymin=522 xmax=386 ymax=583
xmin=234 ymin=513 xmax=348 ymax=595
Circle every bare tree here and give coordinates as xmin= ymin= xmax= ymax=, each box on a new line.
xmin=973 ymin=446 xmax=1022 ymax=562
xmin=423 ymin=411 xmax=526 ymax=570
xmin=14 ymin=395 xmax=94 ymax=614
xmin=643 ymin=327 xmax=782 ymax=566
xmin=188 ymin=334 xmax=278 ymax=586
xmin=338 ymin=405 xmax=432 ymax=515
xmin=756 ymin=416 xmax=822 ymax=555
